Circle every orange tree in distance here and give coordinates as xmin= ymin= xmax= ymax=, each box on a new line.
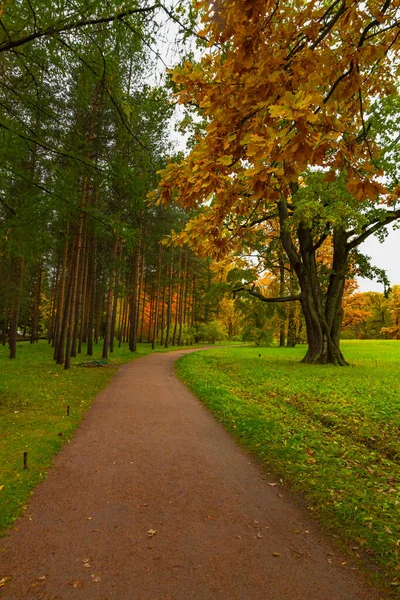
xmin=153 ymin=0 xmax=400 ymax=365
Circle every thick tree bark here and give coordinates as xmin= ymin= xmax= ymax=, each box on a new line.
xmin=278 ymin=197 xmax=349 ymax=365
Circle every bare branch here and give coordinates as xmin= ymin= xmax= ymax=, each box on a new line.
xmin=234 ymin=284 xmax=301 ymax=303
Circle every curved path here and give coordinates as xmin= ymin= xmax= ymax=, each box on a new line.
xmin=0 ymin=349 xmax=386 ymax=599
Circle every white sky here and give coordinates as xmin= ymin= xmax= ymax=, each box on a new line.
xmin=357 ymin=224 xmax=400 ymax=291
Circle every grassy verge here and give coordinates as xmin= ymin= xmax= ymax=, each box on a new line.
xmin=0 ymin=339 xmax=192 ymax=534
xmin=176 ymin=340 xmax=400 ymax=591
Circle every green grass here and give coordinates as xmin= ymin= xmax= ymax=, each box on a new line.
xmin=0 ymin=339 xmax=189 ymax=534
xmin=176 ymin=340 xmax=400 ymax=590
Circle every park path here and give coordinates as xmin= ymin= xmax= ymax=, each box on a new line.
xmin=0 ymin=349 xmax=387 ymax=600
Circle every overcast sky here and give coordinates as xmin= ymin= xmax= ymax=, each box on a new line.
xmin=357 ymin=225 xmax=400 ymax=292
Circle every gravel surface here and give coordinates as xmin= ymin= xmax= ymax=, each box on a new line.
xmin=0 ymin=349 xmax=387 ymax=599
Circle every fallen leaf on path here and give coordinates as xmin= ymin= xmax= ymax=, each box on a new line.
xmin=72 ymin=581 xmax=83 ymax=588
xmin=0 ymin=485 xmax=4 ymax=491
xmin=0 ymin=577 xmax=12 ymax=587
xmin=147 ymin=529 xmax=157 ymax=537
xmin=91 ymin=574 xmax=101 ymax=583
xmin=272 ymin=552 xmax=280 ymax=557
xmin=256 ymin=532 xmax=262 ymax=539
xmin=268 ymin=483 xmax=278 ymax=487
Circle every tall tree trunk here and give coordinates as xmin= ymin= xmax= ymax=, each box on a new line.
xmin=159 ymin=269 xmax=167 ymax=346
xmin=172 ymin=249 xmax=182 ymax=347
xmin=164 ymin=251 xmax=174 ymax=348
xmin=53 ymin=220 xmax=70 ymax=359
xmin=151 ymin=244 xmax=163 ymax=350
xmin=86 ymin=235 xmax=97 ymax=356
xmin=78 ymin=227 xmax=90 ymax=353
xmin=9 ymin=257 xmax=24 ymax=359
xmin=64 ymin=205 xmax=85 ymax=370
xmin=178 ymin=251 xmax=187 ymax=346
xmin=278 ymin=255 xmax=286 ymax=347
xmin=103 ymin=239 xmax=118 ymax=359
xmin=129 ymin=249 xmax=140 ymax=352
xmin=48 ymin=257 xmax=60 ymax=345
xmin=110 ymin=245 xmax=120 ymax=354
xmin=30 ymin=258 xmax=43 ymax=343
xmin=71 ymin=216 xmax=87 ymax=358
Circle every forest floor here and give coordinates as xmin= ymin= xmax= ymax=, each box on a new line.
xmin=0 ymin=347 xmax=392 ymax=599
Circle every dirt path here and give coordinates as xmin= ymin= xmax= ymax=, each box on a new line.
xmin=0 ymin=349 xmax=387 ymax=599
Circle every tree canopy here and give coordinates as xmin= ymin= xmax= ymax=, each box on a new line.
xmin=155 ymin=0 xmax=400 ymax=364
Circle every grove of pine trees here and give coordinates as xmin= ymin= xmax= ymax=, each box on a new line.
xmin=1 ymin=1 xmax=400 ymax=366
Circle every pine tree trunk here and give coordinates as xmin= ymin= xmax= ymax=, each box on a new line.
xmin=151 ymin=245 xmax=163 ymax=350
xmin=159 ymin=270 xmax=167 ymax=346
xmin=9 ymin=257 xmax=24 ymax=359
xmin=129 ymin=250 xmax=140 ymax=352
xmin=53 ymin=220 xmax=70 ymax=359
xmin=86 ymin=235 xmax=97 ymax=356
xmin=139 ymin=275 xmax=147 ymax=343
xmin=164 ymin=251 xmax=174 ymax=348
xmin=30 ymin=259 xmax=43 ymax=343
xmin=48 ymin=257 xmax=60 ymax=345
xmin=103 ymin=239 xmax=118 ymax=359
xmin=178 ymin=251 xmax=187 ymax=345
xmin=64 ymin=212 xmax=85 ymax=370
xmin=172 ymin=249 xmax=182 ymax=347
xmin=78 ymin=227 xmax=90 ymax=353
xmin=110 ymin=247 xmax=120 ymax=354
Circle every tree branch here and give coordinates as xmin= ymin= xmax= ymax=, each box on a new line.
xmin=347 ymin=209 xmax=400 ymax=250
xmin=234 ymin=284 xmax=301 ymax=303
xmin=0 ymin=5 xmax=159 ymax=53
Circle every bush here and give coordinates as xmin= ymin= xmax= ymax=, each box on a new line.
xmin=198 ymin=320 xmax=227 ymax=344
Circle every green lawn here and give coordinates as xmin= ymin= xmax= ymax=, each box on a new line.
xmin=0 ymin=339 xmax=183 ymax=534
xmin=176 ymin=340 xmax=400 ymax=590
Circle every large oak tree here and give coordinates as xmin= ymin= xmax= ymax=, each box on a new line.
xmin=155 ymin=0 xmax=400 ymax=365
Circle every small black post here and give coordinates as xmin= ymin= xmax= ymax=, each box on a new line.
xmin=67 ymin=405 xmax=70 ymax=416
xmin=23 ymin=451 xmax=28 ymax=469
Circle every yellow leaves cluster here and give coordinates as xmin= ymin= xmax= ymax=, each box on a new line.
xmin=154 ymin=0 xmax=400 ymax=254
xmin=346 ymin=179 xmax=387 ymax=203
